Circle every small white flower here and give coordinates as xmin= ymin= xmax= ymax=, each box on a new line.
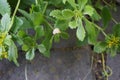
xmin=53 ymin=28 xmax=61 ymax=35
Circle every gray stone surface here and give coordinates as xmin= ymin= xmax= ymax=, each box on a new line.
xmin=117 ymin=0 xmax=120 ymax=3
xmin=107 ymin=54 xmax=120 ymax=80
xmin=0 ymin=46 xmax=94 ymax=80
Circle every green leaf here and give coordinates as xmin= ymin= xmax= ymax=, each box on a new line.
xmin=94 ymin=42 xmax=107 ymax=53
xmin=12 ymin=32 xmax=24 ymax=45
xmin=106 ymin=47 xmax=117 ymax=57
xmin=42 ymin=25 xmax=52 ymax=50
xmin=8 ymin=40 xmax=19 ymax=66
xmin=78 ymin=0 xmax=88 ymax=11
xmin=31 ymin=12 xmax=44 ymax=26
xmin=22 ymin=44 xmax=29 ymax=51
xmin=46 ymin=0 xmax=62 ymax=6
xmin=55 ymin=20 xmax=69 ymax=31
xmin=0 ymin=0 xmax=11 ymax=15
xmin=35 ymin=26 xmax=44 ymax=39
xmin=91 ymin=10 xmax=101 ymax=21
xmin=17 ymin=30 xmax=26 ymax=38
xmin=4 ymin=35 xmax=12 ymax=46
xmin=50 ymin=10 xmax=64 ymax=20
xmin=62 ymin=9 xmax=74 ymax=19
xmin=76 ymin=19 xmax=86 ymax=41
xmin=42 ymin=36 xmax=53 ymax=57
xmin=54 ymin=34 xmax=60 ymax=42
xmin=69 ymin=20 xmax=78 ymax=29
xmin=61 ymin=32 xmax=69 ymax=39
xmin=16 ymin=37 xmax=24 ymax=45
xmin=1 ymin=13 xmax=11 ymax=32
xmin=83 ymin=5 xmax=94 ymax=17
xmin=50 ymin=9 xmax=74 ymax=20
xmin=113 ymin=24 xmax=120 ymax=37
xmin=76 ymin=37 xmax=88 ymax=46
xmin=23 ymin=37 xmax=34 ymax=47
xmin=110 ymin=48 xmax=117 ymax=57
xmin=20 ymin=17 xmax=33 ymax=29
xmin=67 ymin=0 xmax=76 ymax=8
xmin=26 ymin=48 xmax=35 ymax=60
xmin=101 ymin=6 xmax=112 ymax=27
xmin=37 ymin=44 xmax=46 ymax=53
xmin=43 ymin=50 xmax=51 ymax=57
xmin=11 ymin=17 xmax=23 ymax=34
xmin=85 ymin=19 xmax=97 ymax=45
xmin=63 ymin=0 xmax=67 ymax=4
xmin=18 ymin=9 xmax=33 ymax=25
xmin=41 ymin=23 xmax=53 ymax=57
xmin=95 ymin=0 xmax=103 ymax=10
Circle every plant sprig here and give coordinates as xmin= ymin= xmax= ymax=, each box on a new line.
xmin=0 ymin=0 xmax=119 ymax=69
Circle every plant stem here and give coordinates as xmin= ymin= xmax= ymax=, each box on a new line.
xmin=101 ymin=53 xmax=109 ymax=80
xmin=44 ymin=20 xmax=54 ymax=30
xmin=94 ymin=24 xmax=108 ymax=38
xmin=112 ymin=18 xmax=118 ymax=24
xmin=42 ymin=2 xmax=48 ymax=14
xmin=7 ymin=0 xmax=20 ymax=34
xmin=106 ymin=66 xmax=113 ymax=76
xmin=35 ymin=0 xmax=38 ymax=5
xmin=102 ymin=0 xmax=112 ymax=8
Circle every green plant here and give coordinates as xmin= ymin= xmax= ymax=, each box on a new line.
xmin=0 ymin=0 xmax=119 ymax=78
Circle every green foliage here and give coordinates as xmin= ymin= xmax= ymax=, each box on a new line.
xmin=30 ymin=12 xmax=44 ymax=26
xmin=0 ymin=0 xmax=119 ymax=66
xmin=76 ymin=19 xmax=86 ymax=41
xmin=61 ymin=32 xmax=69 ymax=39
xmin=91 ymin=10 xmax=101 ymax=21
xmin=8 ymin=40 xmax=19 ymax=66
xmin=0 ymin=0 xmax=11 ymax=15
xmin=101 ymin=6 xmax=112 ymax=27
xmin=22 ymin=44 xmax=29 ymax=51
xmin=26 ymin=48 xmax=35 ymax=60
xmin=50 ymin=9 xmax=74 ymax=20
xmin=105 ymin=35 xmax=120 ymax=57
xmin=83 ymin=5 xmax=94 ymax=17
xmin=113 ymin=24 xmax=120 ymax=37
xmin=63 ymin=0 xmax=67 ymax=4
xmin=84 ymin=19 xmax=97 ymax=45
xmin=94 ymin=42 xmax=107 ymax=53
xmin=78 ymin=0 xmax=88 ymax=11
xmin=35 ymin=26 xmax=44 ymax=39
xmin=42 ymin=36 xmax=53 ymax=57
xmin=69 ymin=20 xmax=78 ymax=29
xmin=11 ymin=17 xmax=23 ymax=34
xmin=37 ymin=44 xmax=46 ymax=54
xmin=18 ymin=9 xmax=33 ymax=25
xmin=66 ymin=0 xmax=76 ymax=8
xmin=62 ymin=9 xmax=74 ymax=19
xmin=55 ymin=20 xmax=69 ymax=31
xmin=1 ymin=13 xmax=11 ymax=32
